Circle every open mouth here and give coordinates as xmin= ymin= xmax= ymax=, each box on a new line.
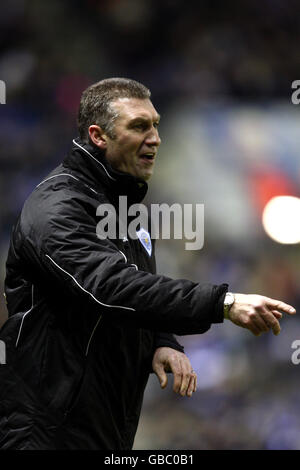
xmin=140 ymin=153 xmax=155 ymax=162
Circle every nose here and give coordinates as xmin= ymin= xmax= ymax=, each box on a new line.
xmin=145 ymin=127 xmax=161 ymax=148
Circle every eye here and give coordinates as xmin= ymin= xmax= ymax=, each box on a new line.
xmin=133 ymin=122 xmax=151 ymax=132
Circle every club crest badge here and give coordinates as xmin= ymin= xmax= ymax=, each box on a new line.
xmin=136 ymin=228 xmax=152 ymax=257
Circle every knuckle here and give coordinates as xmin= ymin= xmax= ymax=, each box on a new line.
xmin=255 ymin=302 xmax=264 ymax=311
xmin=249 ymin=309 xmax=258 ymax=318
xmin=170 ymin=353 xmax=179 ymax=362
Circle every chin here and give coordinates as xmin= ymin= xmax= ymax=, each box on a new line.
xmin=140 ymin=173 xmax=152 ymax=182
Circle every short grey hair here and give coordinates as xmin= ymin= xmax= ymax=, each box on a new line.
xmin=77 ymin=77 xmax=151 ymax=142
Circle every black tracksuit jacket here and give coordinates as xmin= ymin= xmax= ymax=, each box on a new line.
xmin=0 ymin=138 xmax=228 ymax=449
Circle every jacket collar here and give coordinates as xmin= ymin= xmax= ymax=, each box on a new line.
xmin=63 ymin=138 xmax=148 ymax=204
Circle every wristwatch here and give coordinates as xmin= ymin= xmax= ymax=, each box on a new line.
xmin=223 ymin=292 xmax=235 ymax=319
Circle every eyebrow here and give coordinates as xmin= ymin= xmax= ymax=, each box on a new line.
xmin=129 ymin=114 xmax=160 ymax=124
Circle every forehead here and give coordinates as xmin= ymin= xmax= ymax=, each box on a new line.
xmin=111 ymin=97 xmax=160 ymax=123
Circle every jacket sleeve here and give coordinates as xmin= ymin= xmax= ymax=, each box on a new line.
xmin=154 ymin=332 xmax=185 ymax=353
xmin=18 ymin=186 xmax=228 ymax=336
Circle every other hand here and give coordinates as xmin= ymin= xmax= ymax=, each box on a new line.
xmin=152 ymin=347 xmax=197 ymax=397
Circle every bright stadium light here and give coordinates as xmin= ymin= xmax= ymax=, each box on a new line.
xmin=262 ymin=195 xmax=300 ymax=244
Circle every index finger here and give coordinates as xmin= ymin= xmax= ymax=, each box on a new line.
xmin=266 ymin=299 xmax=296 ymax=315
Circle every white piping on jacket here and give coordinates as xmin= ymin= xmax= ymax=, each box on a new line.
xmin=85 ymin=314 xmax=102 ymax=356
xmin=119 ymin=250 xmax=127 ymax=263
xmin=36 ymin=173 xmax=98 ymax=195
xmin=45 ymin=254 xmax=135 ymax=311
xmin=119 ymin=251 xmax=138 ymax=270
xmin=73 ymin=139 xmax=116 ymax=182
xmin=84 ymin=252 xmax=138 ymax=355
xmin=15 ymin=284 xmax=34 ymax=347
xmin=37 ymin=173 xmax=80 ymax=187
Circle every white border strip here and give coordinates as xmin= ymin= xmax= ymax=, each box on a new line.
xmin=45 ymin=254 xmax=135 ymax=311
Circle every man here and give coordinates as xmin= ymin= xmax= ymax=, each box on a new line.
xmin=0 ymin=78 xmax=296 ymax=450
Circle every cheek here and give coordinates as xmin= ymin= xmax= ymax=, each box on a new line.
xmin=108 ymin=134 xmax=142 ymax=164
xmin=120 ymin=134 xmax=142 ymax=151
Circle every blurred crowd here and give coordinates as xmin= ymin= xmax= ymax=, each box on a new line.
xmin=1 ymin=0 xmax=300 ymax=450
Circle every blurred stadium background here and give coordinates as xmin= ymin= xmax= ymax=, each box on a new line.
xmin=1 ymin=0 xmax=300 ymax=450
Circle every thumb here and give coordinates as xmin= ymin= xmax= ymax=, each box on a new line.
xmin=154 ymin=364 xmax=168 ymax=389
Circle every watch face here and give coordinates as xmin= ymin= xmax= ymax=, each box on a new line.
xmin=225 ymin=293 xmax=234 ymax=306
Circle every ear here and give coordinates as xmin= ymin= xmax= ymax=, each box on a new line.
xmin=88 ymin=125 xmax=108 ymax=150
